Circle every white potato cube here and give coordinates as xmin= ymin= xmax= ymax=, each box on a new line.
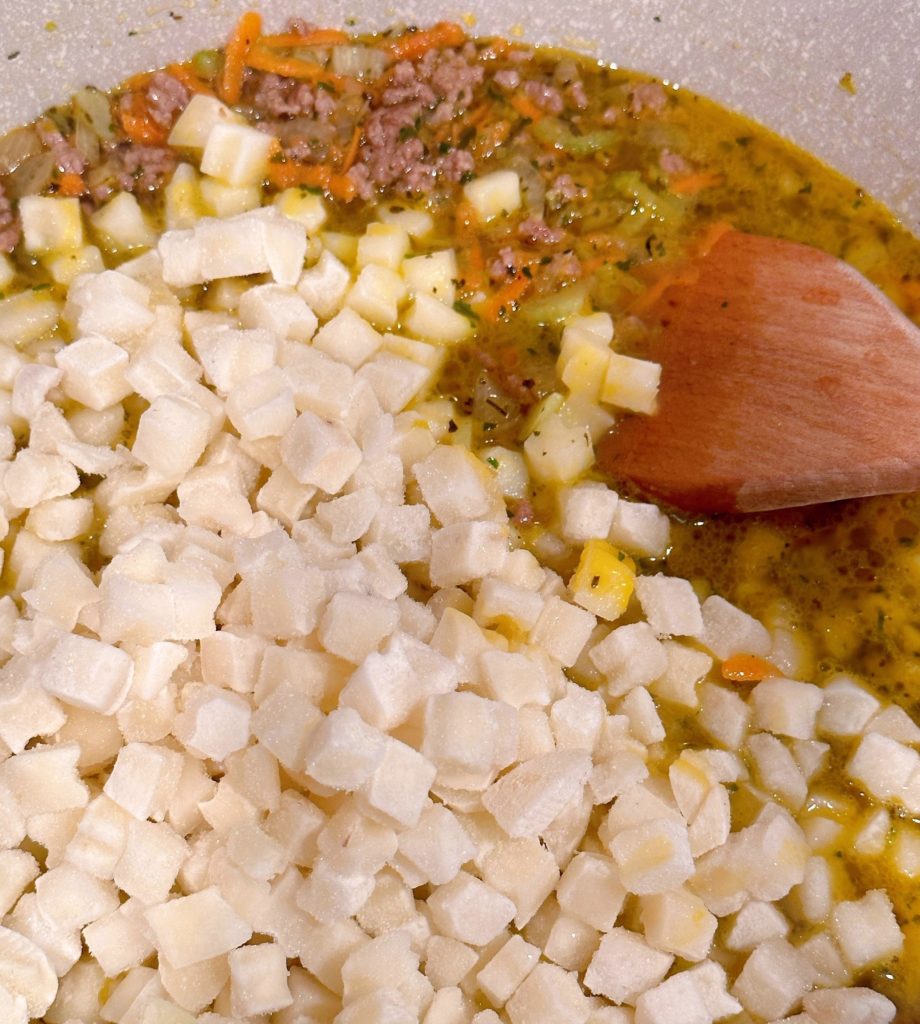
xmin=358 ymin=737 xmax=436 ymax=829
xmin=312 ymin=307 xmax=382 ymax=368
xmin=649 ymin=641 xmax=712 ymax=709
xmin=103 ymin=742 xmax=183 ymax=821
xmin=239 ymin=282 xmax=318 ymax=342
xmin=402 ymin=250 xmax=457 ymax=305
xmin=609 ymin=817 xmax=694 ymax=895
xmin=226 ymin=367 xmax=296 ymax=441
xmin=396 ymin=804 xmax=477 ymax=886
xmin=430 ymin=521 xmax=509 ymax=587
xmin=0 ymin=742 xmax=88 ymax=816
xmin=698 ymin=681 xmax=751 ymax=749
xmin=529 ymin=596 xmax=597 ymax=668
xmin=357 ymin=222 xmax=409 ymax=270
xmin=114 ymin=819 xmax=189 ymax=905
xmin=523 ymin=414 xmax=595 ymax=484
xmin=590 ymin=622 xmax=668 ymax=697
xmin=174 ymin=685 xmax=251 ymax=762
xmin=55 ymin=334 xmax=131 ymax=411
xmin=168 ymin=94 xmax=242 ymax=149
xmin=403 ymin=293 xmax=473 ymax=344
xmin=831 ymin=890 xmax=904 ymax=970
xmin=752 ymin=677 xmax=824 ymax=739
xmin=228 ymin=942 xmax=292 ymax=1016
xmin=640 ymin=890 xmax=716 ymax=961
xmin=346 ymin=264 xmax=407 ymax=327
xmin=482 ymin=836 xmax=560 ymax=929
xmin=479 ymin=650 xmax=554 ymax=709
xmin=42 ymin=633 xmax=133 ymax=715
xmin=274 ymin=186 xmax=328 ymax=233
xmin=700 ymin=594 xmax=772 ymax=659
xmin=91 ymin=192 xmax=156 ymax=252
xmin=601 ymin=352 xmax=661 ymax=414
xmin=817 ymin=675 xmax=881 ymax=737
xmin=281 ymin=410 xmax=362 ymax=492
xmin=584 ymin=928 xmax=673 ymax=1005
xmin=19 ymin=195 xmax=83 ymax=254
xmin=65 ymin=269 xmax=154 ymax=341
xmin=608 ymin=500 xmax=670 ymax=558
xmin=464 ymin=171 xmax=521 ymax=222
xmin=425 ymin=935 xmax=479 ymax=990
xmin=145 ymin=887 xmax=252 ymax=969
xmin=557 ymin=853 xmax=626 ymax=932
xmin=428 ymin=871 xmax=515 ymax=947
xmin=803 ymin=987 xmax=896 ymax=1024
xmin=847 ymin=732 xmax=918 ymax=805
xmin=303 ymin=707 xmax=386 ymax=790
xmin=201 ymin=121 xmax=276 ymax=187
xmin=633 ymin=574 xmax=703 ymax=638
xmin=731 ymin=937 xmax=815 ymax=1021
xmin=476 ymin=934 xmax=540 ymax=1007
xmin=133 ymin=394 xmax=212 ymax=479
xmin=422 ymin=691 xmax=517 ymax=775
xmin=83 ymin=900 xmax=155 ymax=978
xmin=319 ymin=591 xmax=399 ymax=664
xmin=559 ymin=483 xmax=619 ymax=543
xmin=415 ymin=444 xmax=503 ymax=526
xmin=297 ymin=249 xmax=352 ymax=320
xmin=482 ymin=749 xmax=591 ymax=838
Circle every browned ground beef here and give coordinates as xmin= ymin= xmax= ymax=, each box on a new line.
xmin=115 ymin=143 xmax=178 ymax=194
xmin=36 ymin=120 xmax=85 ymax=175
xmin=144 ymin=71 xmax=190 ymax=127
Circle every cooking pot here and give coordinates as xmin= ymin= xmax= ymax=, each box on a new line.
xmin=0 ymin=0 xmax=917 ymax=233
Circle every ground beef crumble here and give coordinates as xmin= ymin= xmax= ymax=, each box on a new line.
xmin=144 ymin=71 xmax=190 ymax=128
xmin=0 ymin=182 xmax=21 ymax=253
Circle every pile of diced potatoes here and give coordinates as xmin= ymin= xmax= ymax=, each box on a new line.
xmin=0 ymin=92 xmax=911 ymax=1024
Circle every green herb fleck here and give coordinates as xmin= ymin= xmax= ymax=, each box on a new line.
xmin=798 ymin=181 xmax=813 ymax=194
xmin=483 ymin=421 xmax=496 ymax=432
xmin=486 ymin=456 xmax=499 ymax=469
xmin=614 ymin=258 xmax=633 ymax=272
xmin=735 ymin=135 xmax=752 ymax=147
xmin=453 ymin=299 xmax=480 ymax=322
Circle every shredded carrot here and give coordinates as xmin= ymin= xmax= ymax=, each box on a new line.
xmin=668 ymin=170 xmax=725 ymax=196
xmin=721 ymin=654 xmax=780 ymax=684
xmin=455 ymin=201 xmax=485 ymax=291
xmin=118 ymin=93 xmax=169 ymax=145
xmin=695 ymin=219 xmax=735 ymax=258
xmin=166 ymin=62 xmax=216 ymax=97
xmin=340 ymin=124 xmax=362 ymax=174
xmin=387 ymin=21 xmax=466 ymax=62
xmin=509 ymin=93 xmax=545 ymax=123
xmin=219 ymin=9 xmax=262 ymax=104
xmin=483 ymin=36 xmax=512 ymax=57
xmin=57 ymin=172 xmax=85 ymax=197
xmin=244 ymin=45 xmax=347 ymax=89
xmin=259 ymin=28 xmax=350 ymax=48
xmin=121 ymin=70 xmax=154 ymax=93
xmin=267 ymin=160 xmax=356 ymax=202
xmin=628 ymin=263 xmax=700 ymax=316
xmin=479 ymin=274 xmax=531 ymax=321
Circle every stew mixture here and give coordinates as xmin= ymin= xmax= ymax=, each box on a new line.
xmin=0 ymin=12 xmax=919 ymax=1022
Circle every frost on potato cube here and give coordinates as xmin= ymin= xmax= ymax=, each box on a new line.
xmin=427 ymin=871 xmax=515 ymax=946
xmin=425 ymin=935 xmax=479 ymax=990
xmin=479 ymin=650 xmax=554 ymax=709
xmin=55 ymin=335 xmax=132 ymax=411
xmin=831 ymin=890 xmax=904 ymax=970
xmin=103 ymin=742 xmax=183 ymax=821
xmin=145 ymin=887 xmax=252 ymax=969
xmin=557 ymin=852 xmax=626 ymax=933
xmin=482 ymin=837 xmax=560 ymax=929
xmin=803 ymin=987 xmax=897 ymax=1024
xmin=634 ymin=574 xmax=703 ymax=638
xmin=0 ymin=743 xmax=88 ymax=817
xmin=731 ymin=937 xmax=815 ymax=1021
xmin=225 ymin=367 xmax=297 ymax=441
xmin=649 ymin=641 xmax=712 ymax=709
xmin=297 ymin=856 xmax=375 ymax=923
xmin=357 ymin=737 xmax=436 ymax=829
xmin=281 ymin=410 xmax=362 ymax=493
xmin=700 ymin=594 xmax=771 ymax=660
xmin=590 ymin=622 xmax=668 ymax=697
xmin=228 ymin=942 xmax=293 ymax=1016
xmin=239 ymin=283 xmax=318 ymax=343
xmin=341 ymin=929 xmax=418 ymax=1001
xmin=415 ymin=445 xmax=504 ymax=526
xmin=817 ymin=675 xmax=880 ymax=737
xmin=0 ymin=925 xmax=58 ymax=1018
xmin=396 ymin=804 xmax=477 ymax=886
xmin=82 ymin=901 xmax=155 ymax=978
xmin=297 ymin=249 xmax=352 ymax=320
xmin=114 ymin=819 xmax=189 ymax=905
xmin=133 ymin=394 xmax=212 ymax=479
xmin=248 ymin=566 xmax=326 ymax=639
xmin=429 ymin=521 xmax=510 ymax=587
xmin=608 ymin=500 xmax=670 ymax=558
xmin=698 ymin=681 xmax=751 ymax=749
xmin=319 ymin=591 xmax=399 ymax=664
xmin=529 ymin=596 xmax=597 ymax=668
xmin=751 ymin=677 xmax=824 ymax=739
xmin=559 ymin=483 xmax=619 ymax=543
xmin=476 ymin=934 xmax=540 ymax=1007
xmin=584 ymin=928 xmax=673 ymax=1005
xmin=724 ymin=900 xmax=790 ymax=952
xmin=34 ymin=862 xmax=119 ymax=932
xmin=482 ymin=749 xmax=591 ymax=839
xmin=42 ymin=633 xmax=133 ymax=716
xmin=748 ymin=733 xmax=808 ymax=811
xmin=174 ymin=685 xmax=251 ymax=762
xmin=303 ymin=707 xmax=387 ymax=791
xmin=609 ymin=818 xmax=694 ymax=896
xmin=847 ymin=732 xmax=919 ymax=806
xmin=422 ymin=691 xmax=518 ymax=776
xmin=505 ymin=962 xmax=590 ymax=1024
xmin=65 ymin=269 xmax=155 ymax=342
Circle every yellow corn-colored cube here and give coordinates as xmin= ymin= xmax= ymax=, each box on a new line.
xmin=19 ymin=196 xmax=83 ymax=255
xmin=601 ymin=352 xmax=661 ymax=414
xmin=43 ymin=245 xmax=105 ymax=286
xmin=274 ymin=187 xmax=328 ymax=234
xmin=570 ymin=539 xmax=636 ymax=621
xmin=559 ymin=341 xmax=610 ymax=400
xmin=165 ymin=163 xmax=204 ymax=230
xmin=199 ymin=179 xmax=263 ymax=218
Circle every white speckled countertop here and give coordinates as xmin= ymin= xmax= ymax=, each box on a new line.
xmin=1 ymin=0 xmax=917 ymax=233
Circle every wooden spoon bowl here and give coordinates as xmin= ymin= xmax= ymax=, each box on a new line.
xmin=598 ymin=230 xmax=920 ymax=513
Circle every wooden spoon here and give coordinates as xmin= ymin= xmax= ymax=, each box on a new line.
xmin=597 ymin=229 xmax=920 ymax=514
